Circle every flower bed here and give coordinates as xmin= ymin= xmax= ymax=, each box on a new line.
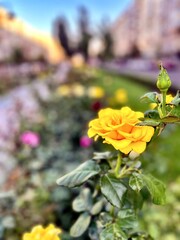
xmin=0 ymin=64 xmax=179 ymax=239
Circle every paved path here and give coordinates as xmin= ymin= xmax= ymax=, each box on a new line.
xmin=102 ymin=62 xmax=180 ymax=91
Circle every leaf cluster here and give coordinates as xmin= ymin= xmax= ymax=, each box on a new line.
xmin=57 ymin=152 xmax=166 ymax=239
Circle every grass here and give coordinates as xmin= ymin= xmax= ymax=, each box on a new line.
xmin=88 ymin=68 xmax=151 ymax=112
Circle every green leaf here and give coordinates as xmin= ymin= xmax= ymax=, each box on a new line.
xmin=100 ymin=174 xmax=127 ymax=208
xmin=70 ymin=212 xmax=91 ymax=237
xmin=161 ymin=116 xmax=180 ymax=123
xmin=167 ymin=105 xmax=180 ymax=118
xmin=140 ymin=92 xmax=159 ymax=104
xmin=141 ymin=174 xmax=166 ymax=205
xmin=72 ymin=188 xmax=92 ymax=212
xmin=137 ymin=110 xmax=161 ymax=126
xmin=91 ymin=199 xmax=104 ymax=215
xmin=117 ymin=209 xmax=138 ymax=229
xmin=129 ymin=173 xmax=144 ymax=192
xmin=56 ymin=160 xmax=101 ymax=188
xmin=144 ymin=110 xmax=160 ymax=119
xmin=100 ymin=223 xmax=128 ymax=240
xmin=136 ymin=119 xmax=160 ymax=127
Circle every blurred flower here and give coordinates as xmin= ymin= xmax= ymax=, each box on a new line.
xmin=88 ymin=107 xmax=154 ymax=154
xmin=80 ymin=135 xmax=92 ymax=148
xmin=56 ymin=84 xmax=71 ymax=97
xmin=91 ymin=101 xmax=102 ymax=111
xmin=114 ymin=88 xmax=128 ymax=104
xmin=22 ymin=224 xmax=61 ymax=240
xmin=20 ymin=131 xmax=40 ymax=148
xmin=166 ymin=94 xmax=174 ymax=103
xmin=72 ymin=84 xmax=85 ymax=97
xmin=87 ymin=86 xmax=105 ymax=99
xmin=150 ymin=94 xmax=174 ymax=109
xmin=71 ymin=53 xmax=85 ymax=68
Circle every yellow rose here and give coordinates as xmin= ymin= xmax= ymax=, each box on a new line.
xmin=22 ymin=224 xmax=62 ymax=240
xmin=88 ymin=107 xmax=154 ymax=154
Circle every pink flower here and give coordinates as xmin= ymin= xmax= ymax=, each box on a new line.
xmin=80 ymin=136 xmax=92 ymax=148
xmin=20 ymin=131 xmax=40 ymax=148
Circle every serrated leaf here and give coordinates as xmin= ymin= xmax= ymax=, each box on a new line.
xmin=140 ymin=92 xmax=159 ymax=104
xmin=161 ymin=116 xmax=180 ymax=123
xmin=136 ymin=119 xmax=160 ymax=127
xmin=100 ymin=223 xmax=128 ymax=240
xmin=91 ymin=199 xmax=104 ymax=215
xmin=129 ymin=173 xmax=144 ymax=192
xmin=141 ymin=174 xmax=166 ymax=205
xmin=72 ymin=188 xmax=92 ymax=212
xmin=117 ymin=209 xmax=138 ymax=229
xmin=100 ymin=174 xmax=127 ymax=208
xmin=70 ymin=212 xmax=91 ymax=237
xmin=56 ymin=160 xmax=100 ymax=188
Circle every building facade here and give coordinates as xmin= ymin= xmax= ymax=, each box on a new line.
xmin=0 ymin=8 xmax=65 ymax=63
xmin=111 ymin=0 xmax=180 ymax=57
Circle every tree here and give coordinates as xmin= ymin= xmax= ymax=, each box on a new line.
xmin=54 ymin=17 xmax=73 ymax=57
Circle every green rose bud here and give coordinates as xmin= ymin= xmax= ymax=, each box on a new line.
xmin=156 ymin=64 xmax=171 ymax=92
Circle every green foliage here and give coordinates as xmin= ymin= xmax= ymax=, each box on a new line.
xmin=141 ymin=177 xmax=180 ymax=239
xmin=72 ymin=188 xmax=93 ymax=212
xmin=141 ymin=174 xmax=166 ymax=205
xmin=140 ymin=92 xmax=159 ymax=104
xmin=129 ymin=173 xmax=144 ymax=192
xmin=100 ymin=174 xmax=127 ymax=208
xmin=56 ymin=160 xmax=101 ymax=188
xmin=100 ymin=222 xmax=128 ymax=240
xmin=70 ymin=212 xmax=91 ymax=237
xmin=56 ymin=65 xmax=179 ymax=239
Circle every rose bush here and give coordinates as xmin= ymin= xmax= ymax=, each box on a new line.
xmin=57 ymin=65 xmax=180 ymax=239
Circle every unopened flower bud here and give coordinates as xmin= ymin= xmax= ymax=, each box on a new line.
xmin=156 ymin=64 xmax=171 ymax=92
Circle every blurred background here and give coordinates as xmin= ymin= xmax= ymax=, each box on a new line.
xmin=0 ymin=0 xmax=180 ymax=239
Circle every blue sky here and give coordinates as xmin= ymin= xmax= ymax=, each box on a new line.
xmin=2 ymin=0 xmax=133 ymax=34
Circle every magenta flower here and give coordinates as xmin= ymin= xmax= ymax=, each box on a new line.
xmin=20 ymin=131 xmax=40 ymax=148
xmin=80 ymin=136 xmax=92 ymax=148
